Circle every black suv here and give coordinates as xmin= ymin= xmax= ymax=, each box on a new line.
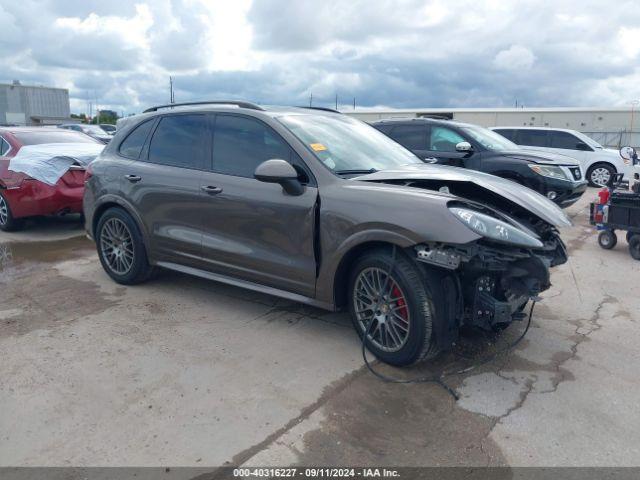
xmin=372 ymin=118 xmax=587 ymax=208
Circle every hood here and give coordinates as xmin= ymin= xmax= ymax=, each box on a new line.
xmin=495 ymin=148 xmax=580 ymax=166
xmin=355 ymin=163 xmax=572 ymax=228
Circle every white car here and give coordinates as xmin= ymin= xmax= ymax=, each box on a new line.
xmin=490 ymin=126 xmax=634 ymax=187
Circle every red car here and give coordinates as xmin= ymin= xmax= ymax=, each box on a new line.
xmin=0 ymin=127 xmax=102 ymax=231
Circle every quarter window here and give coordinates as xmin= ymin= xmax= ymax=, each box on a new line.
xmin=119 ymin=119 xmax=155 ymax=159
xmin=389 ymin=125 xmax=426 ymax=150
xmin=212 ymin=115 xmax=292 ymax=178
xmin=148 ymin=114 xmax=209 ymax=169
xmin=428 ymin=126 xmax=466 ymax=152
xmin=517 ymin=130 xmax=548 ymax=147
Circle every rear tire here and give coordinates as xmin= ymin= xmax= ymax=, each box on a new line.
xmin=96 ymin=207 xmax=155 ymax=284
xmin=0 ymin=191 xmax=23 ymax=232
xmin=348 ymin=248 xmax=441 ymax=366
xmin=598 ymin=230 xmax=617 ymax=250
xmin=629 ymin=235 xmax=640 ymax=260
xmin=587 ymin=163 xmax=616 ymax=187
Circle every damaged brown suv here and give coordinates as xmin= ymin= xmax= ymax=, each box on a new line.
xmin=84 ymin=101 xmax=570 ymax=366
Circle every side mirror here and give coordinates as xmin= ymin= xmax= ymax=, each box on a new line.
xmin=455 ymin=141 xmax=473 ymax=154
xmin=620 ymin=146 xmax=636 ymax=162
xmin=576 ymin=142 xmax=591 ymax=151
xmin=254 ymin=159 xmax=304 ymax=196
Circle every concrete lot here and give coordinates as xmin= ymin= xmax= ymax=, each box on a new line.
xmin=1 ymin=191 xmax=639 ymax=468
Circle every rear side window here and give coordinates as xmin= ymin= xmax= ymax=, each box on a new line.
xmin=549 ymin=131 xmax=581 ymax=150
xmin=388 ymin=125 xmax=426 ymax=150
xmin=517 ymin=130 xmax=548 ymax=147
xmin=119 ymin=120 xmax=155 ymax=159
xmin=428 ymin=126 xmax=466 ymax=152
xmin=148 ymin=114 xmax=209 ymax=169
xmin=212 ymin=115 xmax=292 ymax=178
xmin=493 ymin=129 xmax=516 ymax=141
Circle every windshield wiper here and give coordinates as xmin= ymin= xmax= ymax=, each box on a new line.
xmin=334 ymin=168 xmax=379 ymax=175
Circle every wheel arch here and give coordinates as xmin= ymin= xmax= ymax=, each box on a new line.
xmin=91 ymin=198 xmax=151 ymax=253
xmin=332 ymin=239 xmax=412 ymax=310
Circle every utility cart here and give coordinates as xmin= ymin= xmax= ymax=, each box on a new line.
xmin=590 ymin=147 xmax=640 ymax=260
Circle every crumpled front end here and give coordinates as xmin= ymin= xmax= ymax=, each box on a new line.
xmin=414 ymin=226 xmax=566 ymax=331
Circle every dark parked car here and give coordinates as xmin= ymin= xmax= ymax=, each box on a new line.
xmin=58 ymin=124 xmax=112 ymax=144
xmin=372 ymin=118 xmax=587 ymax=208
xmin=84 ymin=101 xmax=570 ymax=366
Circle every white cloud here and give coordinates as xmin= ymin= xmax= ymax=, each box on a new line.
xmin=493 ymin=45 xmax=536 ymax=71
xmin=1 ymin=0 xmax=640 ymax=114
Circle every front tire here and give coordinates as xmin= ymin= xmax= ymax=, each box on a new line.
xmin=587 ymin=163 xmax=616 ymax=187
xmin=598 ymin=230 xmax=617 ymax=250
xmin=96 ymin=207 xmax=155 ymax=284
xmin=348 ymin=248 xmax=441 ymax=366
xmin=0 ymin=191 xmax=23 ymax=232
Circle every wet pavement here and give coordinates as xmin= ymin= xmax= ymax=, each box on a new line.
xmin=1 ymin=190 xmax=639 ymax=468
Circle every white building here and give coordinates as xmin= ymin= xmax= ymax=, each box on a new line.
xmin=344 ymin=107 xmax=640 ymax=148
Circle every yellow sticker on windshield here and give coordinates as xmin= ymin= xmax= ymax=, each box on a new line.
xmin=310 ymin=143 xmax=327 ymax=151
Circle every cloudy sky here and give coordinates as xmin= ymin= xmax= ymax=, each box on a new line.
xmin=1 ymin=0 xmax=639 ymax=115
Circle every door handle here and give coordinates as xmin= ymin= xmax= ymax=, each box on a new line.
xmin=124 ymin=174 xmax=142 ymax=183
xmin=423 ymin=157 xmax=438 ymax=163
xmin=201 ymin=185 xmax=223 ymax=195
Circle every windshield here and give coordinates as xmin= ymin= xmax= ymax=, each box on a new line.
xmin=277 ymin=114 xmax=421 ymax=174
xmin=14 ymin=131 xmax=101 ymax=145
xmin=461 ymin=125 xmax=519 ymax=151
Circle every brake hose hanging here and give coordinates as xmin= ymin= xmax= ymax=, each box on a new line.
xmin=361 ymin=245 xmax=537 ymax=401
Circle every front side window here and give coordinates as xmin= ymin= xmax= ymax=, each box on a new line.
xmin=517 ymin=129 xmax=549 ymax=147
xmin=389 ymin=125 xmax=426 ymax=150
xmin=148 ymin=114 xmax=209 ymax=169
xmin=212 ymin=115 xmax=292 ymax=178
xmin=428 ymin=126 xmax=466 ymax=152
xmin=119 ymin=119 xmax=155 ymax=159
xmin=549 ymin=131 xmax=583 ymax=150
xmin=277 ymin=114 xmax=420 ymax=174
xmin=493 ymin=129 xmax=517 ymax=141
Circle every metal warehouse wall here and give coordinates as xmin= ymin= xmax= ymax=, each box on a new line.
xmin=0 ymin=83 xmax=70 ymax=125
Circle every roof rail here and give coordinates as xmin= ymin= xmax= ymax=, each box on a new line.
xmin=297 ymin=106 xmax=341 ymax=114
xmin=143 ymin=100 xmax=265 ymax=113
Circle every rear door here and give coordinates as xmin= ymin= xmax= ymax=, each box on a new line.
xmin=118 ymin=113 xmax=210 ymax=267
xmin=386 ymin=124 xmax=430 ymax=160
xmin=513 ymin=129 xmax=550 ymax=152
xmin=198 ymin=114 xmax=318 ymax=297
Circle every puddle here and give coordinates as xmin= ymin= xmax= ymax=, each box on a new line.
xmin=0 ymin=236 xmax=94 ymax=278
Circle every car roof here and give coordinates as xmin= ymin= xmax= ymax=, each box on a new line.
xmin=491 ymin=126 xmax=580 ymax=134
xmin=370 ymin=117 xmax=477 ymax=128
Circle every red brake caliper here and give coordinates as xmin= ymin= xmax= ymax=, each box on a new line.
xmin=391 ymin=284 xmax=408 ymax=322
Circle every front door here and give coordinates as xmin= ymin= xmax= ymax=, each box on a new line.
xmin=198 ymin=114 xmax=318 ymax=297
xmin=424 ymin=125 xmax=472 ymax=167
